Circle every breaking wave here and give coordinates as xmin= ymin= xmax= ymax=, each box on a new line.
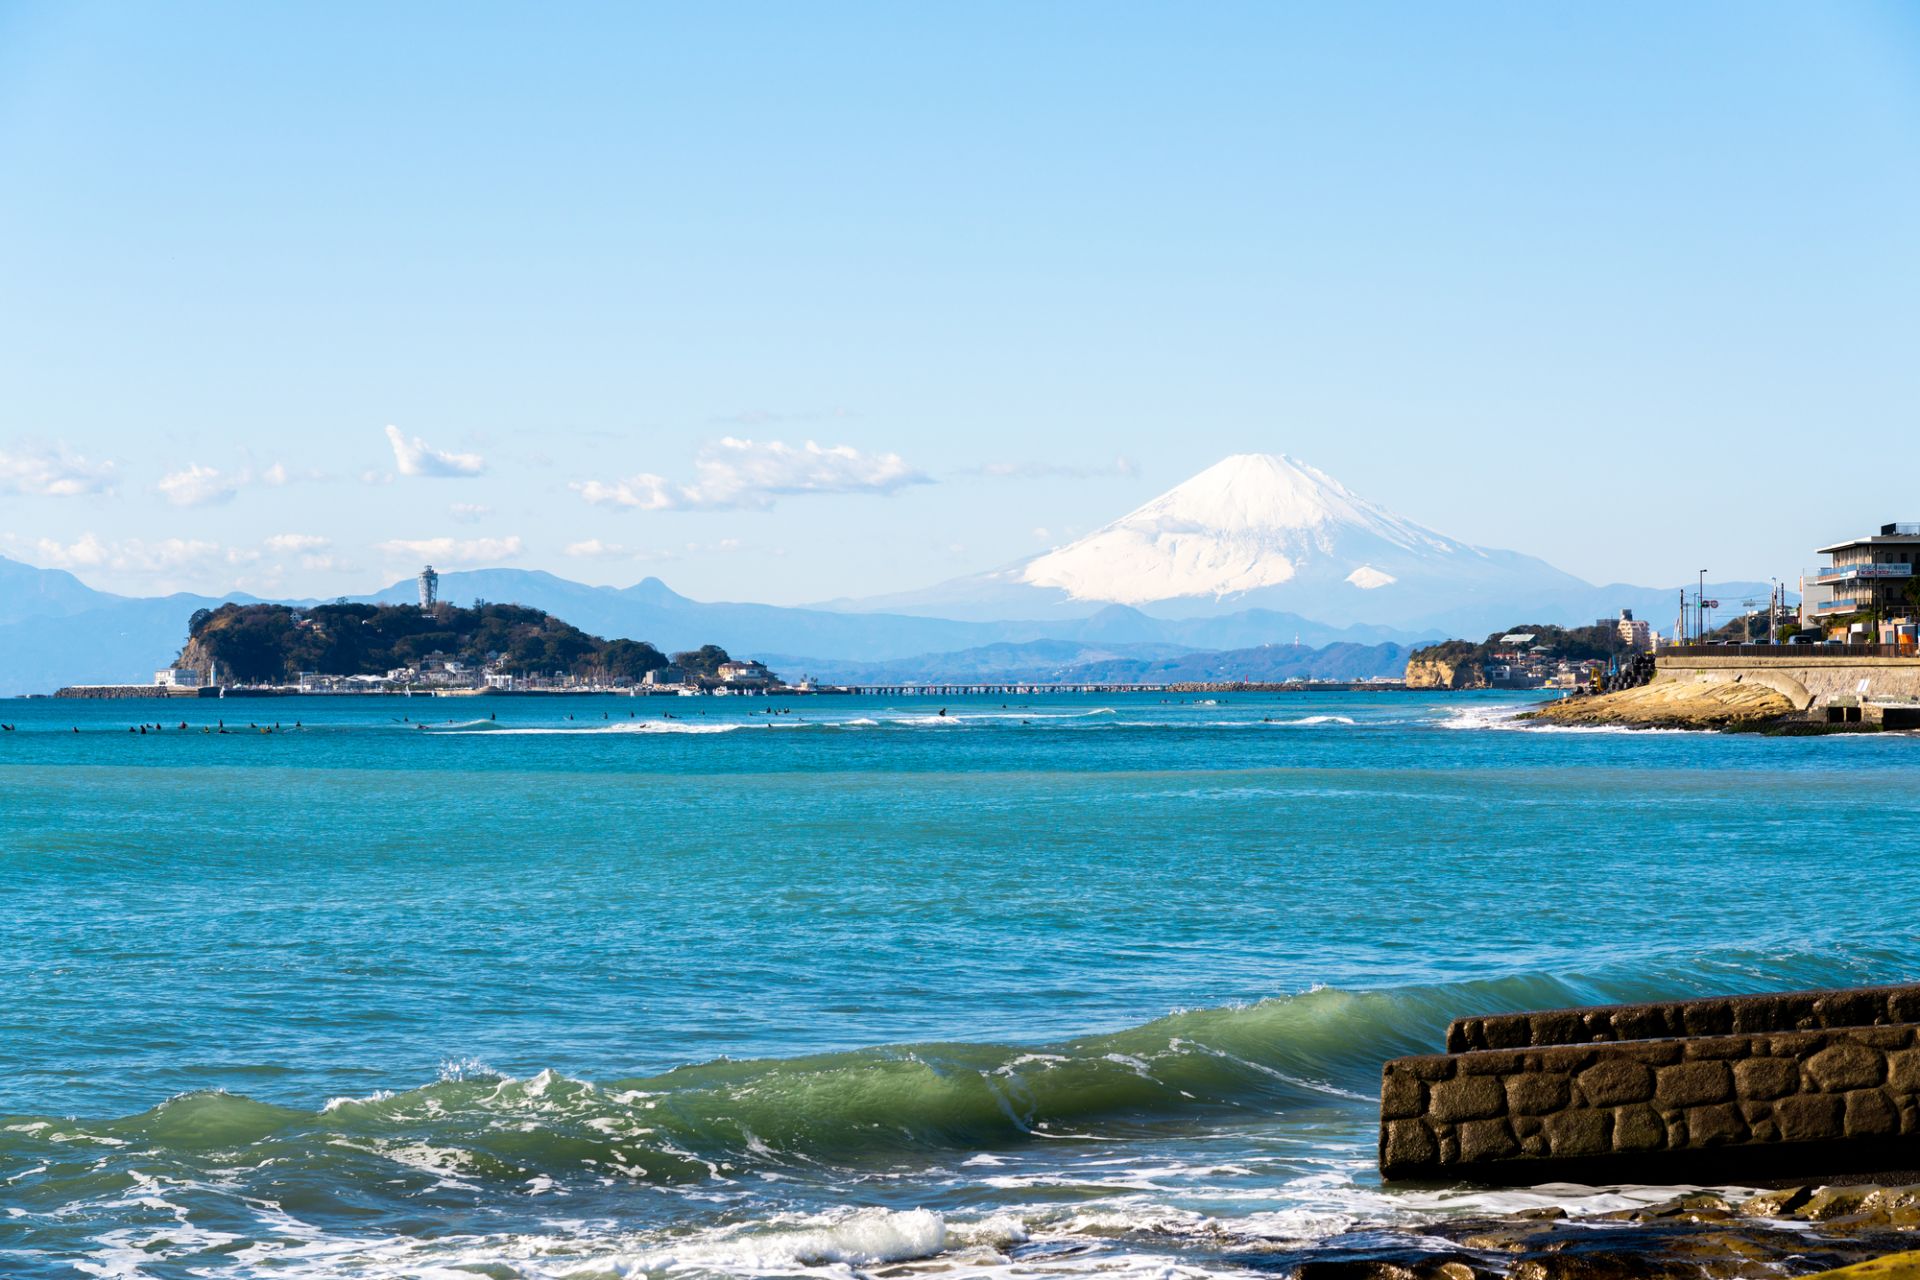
xmin=3 ymin=950 xmax=1896 ymax=1278
xmin=2 ymin=951 xmax=1882 ymax=1190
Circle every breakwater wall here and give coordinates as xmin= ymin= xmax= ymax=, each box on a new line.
xmin=1653 ymin=654 xmax=1920 ymax=711
xmin=54 ymin=685 xmax=214 ymax=700
xmin=1381 ymin=984 xmax=1920 ymax=1185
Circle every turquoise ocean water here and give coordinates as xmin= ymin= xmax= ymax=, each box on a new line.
xmin=2 ymin=691 xmax=1916 ymax=1278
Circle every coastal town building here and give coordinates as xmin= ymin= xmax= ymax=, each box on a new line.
xmin=716 ymin=659 xmax=775 ymax=687
xmin=153 ymin=666 xmax=205 ymax=688
xmin=1615 ymin=609 xmax=1653 ymax=653
xmin=1801 ymin=521 xmax=1919 ymax=636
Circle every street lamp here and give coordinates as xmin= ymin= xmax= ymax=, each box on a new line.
xmin=1698 ymin=570 xmax=1708 ymax=642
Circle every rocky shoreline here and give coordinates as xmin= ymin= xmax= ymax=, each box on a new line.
xmin=1523 ymin=679 xmax=1817 ymax=733
xmin=1279 ymin=1184 xmax=1920 ymax=1278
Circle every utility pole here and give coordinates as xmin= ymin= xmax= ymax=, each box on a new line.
xmin=1698 ymin=569 xmax=1708 ymax=642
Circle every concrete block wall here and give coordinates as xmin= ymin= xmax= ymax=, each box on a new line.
xmin=1447 ymin=984 xmax=1920 ymax=1052
xmin=1381 ymin=985 xmax=1920 ymax=1184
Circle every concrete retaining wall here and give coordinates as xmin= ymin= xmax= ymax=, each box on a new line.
xmin=1653 ymin=655 xmax=1920 ymax=710
xmin=1381 ymin=985 xmax=1920 ymax=1185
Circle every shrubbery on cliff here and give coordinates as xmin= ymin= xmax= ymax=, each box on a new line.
xmin=1406 ymin=622 xmax=1629 ymax=683
xmin=182 ymin=602 xmax=670 ymax=684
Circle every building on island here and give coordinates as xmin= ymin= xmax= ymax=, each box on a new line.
xmin=418 ymin=564 xmax=439 ymax=608
xmin=1801 ymin=522 xmax=1919 ymax=641
xmin=716 ymin=659 xmax=775 ymax=687
xmin=642 ymin=665 xmax=688 ymax=687
xmin=154 ymin=667 xmax=204 ymax=688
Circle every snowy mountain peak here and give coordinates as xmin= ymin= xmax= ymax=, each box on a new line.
xmin=1120 ymin=453 xmax=1420 ymax=538
xmin=1020 ymin=453 xmax=1466 ymax=605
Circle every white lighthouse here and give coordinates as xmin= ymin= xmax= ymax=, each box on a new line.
xmin=418 ymin=564 xmax=439 ymax=608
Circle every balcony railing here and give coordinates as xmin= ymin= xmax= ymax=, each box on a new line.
xmin=1807 ymin=563 xmax=1914 ymax=584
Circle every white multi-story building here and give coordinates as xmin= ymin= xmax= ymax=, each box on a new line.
xmin=1801 ymin=523 xmax=1920 ymax=631
xmin=1615 ymin=609 xmax=1653 ymax=653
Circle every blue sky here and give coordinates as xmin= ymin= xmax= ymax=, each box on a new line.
xmin=2 ymin=2 xmax=1917 ymax=603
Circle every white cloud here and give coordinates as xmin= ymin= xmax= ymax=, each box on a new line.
xmin=573 ymin=437 xmax=927 ymax=512
xmin=375 ymin=535 xmax=522 ymax=565
xmin=564 ymin=538 xmax=629 ymax=559
xmin=0 ymin=443 xmax=116 ymax=497
xmin=157 ymin=463 xmax=240 ymax=507
xmin=265 ymin=533 xmax=331 ymax=553
xmin=385 ymin=425 xmax=487 ymax=477
xmin=16 ymin=532 xmax=222 ymax=574
xmin=262 ymin=462 xmax=289 ymax=486
xmin=573 ymin=473 xmax=676 ymax=511
xmin=448 ymin=502 xmax=492 ymax=523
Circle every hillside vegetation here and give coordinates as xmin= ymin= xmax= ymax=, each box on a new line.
xmin=1405 ymin=622 xmax=1626 ymax=686
xmin=180 ymin=602 xmax=672 ymax=684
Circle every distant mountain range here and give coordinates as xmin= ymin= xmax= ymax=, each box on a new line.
xmin=0 ymin=560 xmax=1429 ymax=696
xmin=0 ymin=452 xmax=1782 ymax=696
xmin=825 ymin=453 xmax=1764 ymax=635
xmin=771 ymin=639 xmax=1414 ymax=687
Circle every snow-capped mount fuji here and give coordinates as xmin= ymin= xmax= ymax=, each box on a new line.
xmin=1022 ymin=453 xmax=1476 ymax=605
xmin=840 ymin=453 xmax=1605 ymax=632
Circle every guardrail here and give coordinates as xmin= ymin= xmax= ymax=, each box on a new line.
xmin=1666 ymin=643 xmax=1916 ymax=658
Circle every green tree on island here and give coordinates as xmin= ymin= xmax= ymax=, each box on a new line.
xmin=182 ymin=602 xmax=671 ymax=684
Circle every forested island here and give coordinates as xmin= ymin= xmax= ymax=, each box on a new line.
xmin=178 ymin=601 xmax=733 ymax=685
xmin=1403 ymin=621 xmax=1630 ymax=689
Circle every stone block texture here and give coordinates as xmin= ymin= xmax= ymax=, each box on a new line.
xmin=1381 ymin=1007 xmax=1920 ymax=1181
xmin=1445 ymin=983 xmax=1920 ymax=1053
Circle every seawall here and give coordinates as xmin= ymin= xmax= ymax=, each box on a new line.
xmin=54 ymin=685 xmax=215 ymax=699
xmin=1381 ymin=984 xmax=1920 ymax=1186
xmin=1653 ymin=654 xmax=1920 ymax=711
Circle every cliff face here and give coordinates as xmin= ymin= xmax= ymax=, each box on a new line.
xmin=1404 ymin=656 xmax=1486 ymax=689
xmin=175 ymin=636 xmax=212 ymax=673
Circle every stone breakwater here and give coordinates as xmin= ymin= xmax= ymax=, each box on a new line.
xmin=1381 ymin=984 xmax=1920 ymax=1186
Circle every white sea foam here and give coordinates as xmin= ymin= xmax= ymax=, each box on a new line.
xmin=1433 ymin=701 xmax=1696 ymax=734
xmin=883 ymin=708 xmax=1117 ymax=726
xmin=439 ymin=721 xmax=748 ymax=736
xmin=1432 ymin=703 xmax=1534 ymax=731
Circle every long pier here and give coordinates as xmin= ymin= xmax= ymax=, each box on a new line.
xmin=55 ymin=679 xmax=1413 ymax=699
